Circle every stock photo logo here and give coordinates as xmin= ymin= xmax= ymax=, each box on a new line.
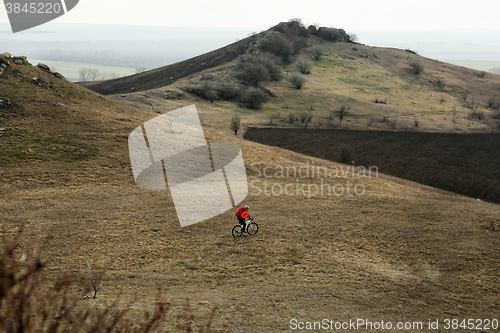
xmin=4 ymin=0 xmax=79 ymax=33
xmin=128 ymin=105 xmax=248 ymax=227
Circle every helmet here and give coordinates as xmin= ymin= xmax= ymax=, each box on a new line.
xmin=244 ymin=205 xmax=249 ymax=210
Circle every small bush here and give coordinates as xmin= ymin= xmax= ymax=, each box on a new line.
xmin=307 ymin=25 xmax=318 ymax=35
xmin=257 ymin=53 xmax=283 ymax=81
xmin=238 ymin=62 xmax=270 ymax=87
xmin=299 ymin=112 xmax=312 ymax=124
xmin=259 ymin=34 xmax=294 ymax=64
xmin=288 ymin=71 xmax=307 ymax=89
xmin=476 ymin=71 xmax=486 ymax=78
xmin=487 ymin=97 xmax=500 ymax=110
xmin=468 ymin=111 xmax=484 ymax=120
xmin=0 ymin=239 xmax=172 ymax=333
xmin=294 ymin=57 xmax=311 ymax=74
xmin=230 ymin=114 xmax=241 ymax=135
xmin=288 ymin=113 xmax=295 ymax=124
xmin=409 ymin=62 xmax=424 ymax=74
xmin=374 ymin=97 xmax=387 ymax=104
xmin=217 ymin=84 xmax=242 ymax=101
xmin=309 ymin=44 xmax=325 ymax=61
xmin=339 ymin=145 xmax=352 ymax=164
xmin=237 ymin=53 xmax=283 ymax=86
xmin=274 ymin=19 xmax=309 ymax=38
xmin=435 ymin=78 xmax=446 ymax=90
xmin=241 ymin=87 xmax=268 ymax=109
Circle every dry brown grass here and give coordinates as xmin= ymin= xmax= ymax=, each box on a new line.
xmin=1 ymin=52 xmax=500 ymax=332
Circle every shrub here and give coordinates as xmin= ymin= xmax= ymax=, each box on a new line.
xmin=299 ymin=113 xmax=312 ymax=127
xmin=217 ymin=84 xmax=242 ymax=101
xmin=274 ymin=19 xmax=309 ymax=38
xmin=476 ymin=71 xmax=486 ymax=78
xmin=238 ymin=62 xmax=270 ymax=87
xmin=0 ymin=239 xmax=172 ymax=332
xmin=374 ymin=97 xmax=387 ymax=104
xmin=409 ymin=62 xmax=424 ymax=74
xmin=307 ymin=25 xmax=318 ymax=35
xmin=309 ymin=44 xmax=325 ymax=61
xmin=487 ymin=97 xmax=500 ymax=110
xmin=237 ymin=53 xmax=282 ymax=86
xmin=259 ymin=34 xmax=294 ymax=64
xmin=288 ymin=71 xmax=307 ymax=89
xmin=256 ymin=53 xmax=283 ymax=81
xmin=347 ymin=33 xmax=358 ymax=43
xmin=230 ymin=114 xmax=241 ymax=135
xmin=241 ymin=87 xmax=268 ymax=109
xmin=468 ymin=111 xmax=484 ymax=121
xmin=339 ymin=145 xmax=352 ymax=164
xmin=294 ymin=57 xmax=311 ymax=74
xmin=288 ymin=113 xmax=295 ymax=124
xmin=435 ymin=78 xmax=446 ymax=90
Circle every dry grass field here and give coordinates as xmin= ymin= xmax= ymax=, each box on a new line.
xmin=1 ymin=26 xmax=500 ymax=332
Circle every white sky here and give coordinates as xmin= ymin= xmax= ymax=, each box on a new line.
xmin=1 ymin=0 xmax=500 ymax=31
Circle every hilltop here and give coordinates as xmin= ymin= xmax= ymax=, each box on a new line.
xmin=1 ymin=24 xmax=500 ymax=332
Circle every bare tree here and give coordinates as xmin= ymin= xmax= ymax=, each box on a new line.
xmin=78 ymin=67 xmax=90 ymax=81
xmin=230 ymin=114 xmax=241 ymax=135
xmin=85 ymin=261 xmax=105 ymax=299
xmin=87 ymin=68 xmax=100 ymax=81
xmin=335 ymin=99 xmax=352 ymax=123
xmin=106 ymin=72 xmax=118 ymax=79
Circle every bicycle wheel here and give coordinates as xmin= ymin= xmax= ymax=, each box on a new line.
xmin=232 ymin=225 xmax=243 ymax=238
xmin=246 ymin=222 xmax=259 ymax=235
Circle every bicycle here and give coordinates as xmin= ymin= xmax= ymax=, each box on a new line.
xmin=232 ymin=219 xmax=259 ymax=238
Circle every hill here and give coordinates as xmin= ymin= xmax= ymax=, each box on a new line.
xmin=77 ymin=34 xmax=259 ymax=95
xmin=95 ymin=21 xmax=500 ymax=134
xmin=1 ymin=30 xmax=500 ymax=332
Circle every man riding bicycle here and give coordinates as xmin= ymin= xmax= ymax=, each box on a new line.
xmin=235 ymin=205 xmax=252 ymax=235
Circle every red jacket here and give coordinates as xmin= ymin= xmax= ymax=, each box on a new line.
xmin=235 ymin=206 xmax=250 ymax=219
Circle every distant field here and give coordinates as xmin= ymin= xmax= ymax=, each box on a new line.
xmin=448 ymin=61 xmax=500 ymax=72
xmin=28 ymin=58 xmax=137 ymax=81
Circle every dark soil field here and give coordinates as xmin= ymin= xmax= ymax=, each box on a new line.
xmin=244 ymin=128 xmax=500 ymax=204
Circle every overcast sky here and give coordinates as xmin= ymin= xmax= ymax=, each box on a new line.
xmin=1 ymin=0 xmax=500 ymax=31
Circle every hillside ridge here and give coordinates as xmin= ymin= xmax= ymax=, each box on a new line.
xmin=77 ymin=34 xmax=259 ymax=95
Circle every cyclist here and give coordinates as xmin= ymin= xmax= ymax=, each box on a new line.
xmin=235 ymin=205 xmax=252 ymax=235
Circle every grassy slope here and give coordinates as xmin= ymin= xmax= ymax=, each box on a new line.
xmin=1 ymin=58 xmax=500 ymax=331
